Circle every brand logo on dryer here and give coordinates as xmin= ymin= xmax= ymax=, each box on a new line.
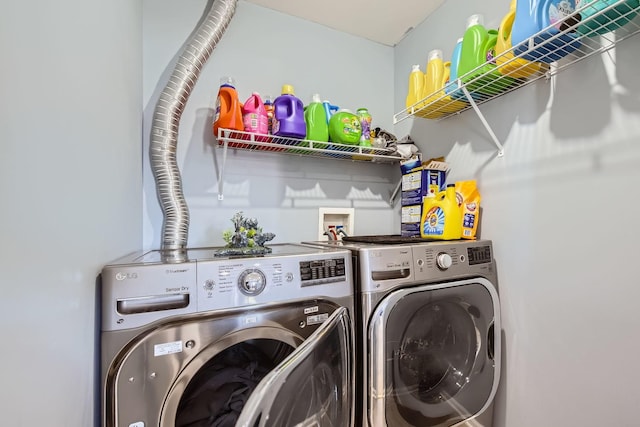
xmin=115 ymin=272 xmax=138 ymax=281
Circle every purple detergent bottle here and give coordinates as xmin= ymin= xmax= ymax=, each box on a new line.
xmin=272 ymin=84 xmax=306 ymax=139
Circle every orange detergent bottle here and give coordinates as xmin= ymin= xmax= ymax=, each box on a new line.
xmin=420 ymin=184 xmax=463 ymax=240
xmin=212 ymin=76 xmax=244 ymax=138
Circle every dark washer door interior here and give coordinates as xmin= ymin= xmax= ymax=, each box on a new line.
xmin=175 ymin=339 xmax=293 ymax=427
xmin=383 ymin=282 xmax=496 ymax=427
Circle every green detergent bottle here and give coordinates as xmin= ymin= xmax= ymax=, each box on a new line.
xmin=304 ymin=94 xmax=329 ymax=146
xmin=458 ymin=14 xmax=516 ymax=97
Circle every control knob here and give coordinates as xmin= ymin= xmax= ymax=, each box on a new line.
xmin=238 ymin=269 xmax=267 ymax=296
xmin=436 ymin=253 xmax=453 ymax=270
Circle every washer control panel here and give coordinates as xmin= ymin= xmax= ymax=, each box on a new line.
xmin=358 ymin=240 xmax=496 ymax=293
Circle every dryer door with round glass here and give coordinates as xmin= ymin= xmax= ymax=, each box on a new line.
xmin=236 ymin=307 xmax=354 ymax=427
xmin=369 ymin=278 xmax=500 ymax=427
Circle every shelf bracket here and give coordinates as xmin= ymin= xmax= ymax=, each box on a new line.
xmin=217 ymin=130 xmax=230 ymax=200
xmin=461 ymin=84 xmax=504 ymax=157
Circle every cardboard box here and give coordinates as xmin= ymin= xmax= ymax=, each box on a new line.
xmin=400 ymin=159 xmax=449 ymax=237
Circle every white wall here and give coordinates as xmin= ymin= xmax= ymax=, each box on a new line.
xmin=396 ymin=1 xmax=640 ymax=426
xmin=0 ymin=1 xmax=142 ymax=425
xmin=142 ymin=0 xmax=399 ymax=249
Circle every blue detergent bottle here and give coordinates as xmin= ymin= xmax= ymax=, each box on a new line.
xmin=511 ymin=0 xmax=582 ymax=63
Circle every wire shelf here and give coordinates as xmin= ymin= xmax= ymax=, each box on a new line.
xmin=216 ymin=129 xmax=402 ymax=163
xmin=394 ymin=0 xmax=640 ymax=124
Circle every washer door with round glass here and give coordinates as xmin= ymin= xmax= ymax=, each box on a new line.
xmin=369 ymin=278 xmax=500 ymax=427
xmin=236 ymin=307 xmax=354 ymax=427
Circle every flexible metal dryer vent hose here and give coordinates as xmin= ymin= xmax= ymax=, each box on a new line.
xmin=150 ymin=0 xmax=237 ymax=250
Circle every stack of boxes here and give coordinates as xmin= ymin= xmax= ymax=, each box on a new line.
xmin=400 ymin=158 xmax=449 ymax=237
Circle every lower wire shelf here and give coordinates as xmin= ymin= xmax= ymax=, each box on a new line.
xmin=215 ymin=129 xmax=401 ymax=200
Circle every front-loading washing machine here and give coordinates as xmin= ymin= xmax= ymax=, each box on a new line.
xmin=303 ymin=237 xmax=501 ymax=427
xmin=100 ymin=243 xmax=355 ymax=427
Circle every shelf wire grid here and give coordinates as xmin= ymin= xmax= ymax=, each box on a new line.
xmin=216 ymin=129 xmax=403 ymax=163
xmin=394 ymin=0 xmax=640 ymax=123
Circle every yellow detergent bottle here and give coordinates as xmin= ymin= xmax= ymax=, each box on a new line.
xmin=405 ymin=64 xmax=426 ymax=111
xmin=420 ymin=184 xmax=463 ymax=240
xmin=418 ymin=49 xmax=468 ymax=119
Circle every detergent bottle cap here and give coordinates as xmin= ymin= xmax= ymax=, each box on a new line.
xmin=220 ymin=76 xmax=236 ymax=87
xmin=281 ymin=84 xmax=295 ymax=95
xmin=251 ymin=91 xmax=261 ymax=97
xmin=311 ymin=93 xmax=322 ymax=103
xmin=264 ymin=95 xmax=273 ymax=105
xmin=457 ymin=37 xmax=464 ymax=43
xmin=411 ymin=64 xmax=421 ymax=72
xmin=466 ymin=14 xmax=484 ymax=28
xmin=428 ymin=49 xmax=443 ymax=61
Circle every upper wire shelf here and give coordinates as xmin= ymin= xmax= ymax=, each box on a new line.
xmin=216 ymin=129 xmax=402 ymax=164
xmin=394 ymin=0 xmax=640 ymax=124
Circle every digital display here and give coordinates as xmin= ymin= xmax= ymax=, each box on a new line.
xmin=467 ymin=245 xmax=492 ymax=265
xmin=300 ymin=257 xmax=346 ymax=284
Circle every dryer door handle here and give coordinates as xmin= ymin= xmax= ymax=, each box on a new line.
xmin=116 ymin=293 xmax=190 ymax=315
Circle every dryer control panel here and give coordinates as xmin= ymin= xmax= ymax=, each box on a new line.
xmin=195 ymin=252 xmax=352 ymax=312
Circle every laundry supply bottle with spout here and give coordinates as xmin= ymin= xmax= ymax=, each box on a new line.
xmin=511 ymin=0 xmax=581 ymax=63
xmin=495 ymin=0 xmax=545 ymax=79
xmin=420 ymin=184 xmax=463 ymax=240
xmin=272 ymin=84 xmax=306 ymax=139
xmin=405 ymin=64 xmax=426 ymax=110
xmin=212 ymin=76 xmax=244 ymax=137
xmin=458 ymin=14 xmax=516 ymax=96
xmin=418 ymin=49 xmax=469 ymax=118
xmin=242 ymin=92 xmax=268 ymax=135
xmin=304 ymin=93 xmax=329 ymax=146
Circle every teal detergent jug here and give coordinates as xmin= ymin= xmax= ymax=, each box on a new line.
xmin=445 ymin=37 xmax=480 ymax=102
xmin=577 ymin=0 xmax=640 ymax=36
xmin=512 ymin=0 xmax=581 ymax=63
xmin=458 ymin=14 xmax=516 ymax=96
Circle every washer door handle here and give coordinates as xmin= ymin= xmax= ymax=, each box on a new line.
xmin=487 ymin=322 xmax=495 ymax=361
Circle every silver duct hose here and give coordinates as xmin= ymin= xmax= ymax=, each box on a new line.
xmin=150 ymin=0 xmax=237 ymax=250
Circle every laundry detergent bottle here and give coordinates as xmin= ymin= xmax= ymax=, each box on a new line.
xmin=405 ymin=64 xmax=426 ymax=110
xmin=458 ymin=14 xmax=516 ymax=96
xmin=511 ymin=0 xmax=581 ymax=63
xmin=420 ymin=184 xmax=463 ymax=240
xmin=212 ymin=76 xmax=244 ymax=137
xmin=242 ymin=92 xmax=268 ymax=135
xmin=419 ymin=49 xmax=468 ymax=118
xmin=496 ymin=0 xmax=545 ymax=79
xmin=304 ymin=93 xmax=329 ymax=144
xmin=577 ymin=0 xmax=640 ymax=36
xmin=272 ymin=84 xmax=306 ymax=139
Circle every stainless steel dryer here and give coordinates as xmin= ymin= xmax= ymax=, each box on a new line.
xmin=303 ymin=237 xmax=501 ymax=427
xmin=100 ymin=244 xmax=355 ymax=427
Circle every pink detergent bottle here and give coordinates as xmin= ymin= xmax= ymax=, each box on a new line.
xmin=242 ymin=92 xmax=268 ymax=135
